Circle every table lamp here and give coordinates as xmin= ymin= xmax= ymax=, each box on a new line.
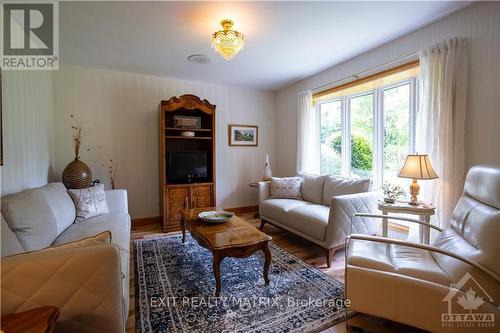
xmin=398 ymin=154 xmax=438 ymax=205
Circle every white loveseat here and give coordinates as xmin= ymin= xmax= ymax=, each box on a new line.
xmin=258 ymin=174 xmax=380 ymax=267
xmin=1 ymin=182 xmax=131 ymax=333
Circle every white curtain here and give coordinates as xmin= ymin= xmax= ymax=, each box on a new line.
xmin=416 ymin=38 xmax=468 ymax=229
xmin=296 ymin=90 xmax=320 ymax=174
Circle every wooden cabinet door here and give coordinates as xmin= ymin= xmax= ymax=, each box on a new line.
xmin=167 ymin=187 xmax=189 ymax=226
xmin=191 ymin=185 xmax=213 ymax=209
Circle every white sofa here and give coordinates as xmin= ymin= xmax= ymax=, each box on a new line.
xmin=258 ymin=174 xmax=380 ymax=267
xmin=346 ymin=165 xmax=500 ymax=332
xmin=1 ymin=182 xmax=131 ymax=333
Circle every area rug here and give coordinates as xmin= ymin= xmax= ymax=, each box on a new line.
xmin=135 ymin=234 xmax=348 ymax=333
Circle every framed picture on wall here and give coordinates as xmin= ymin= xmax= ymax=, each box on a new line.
xmin=228 ymin=124 xmax=258 ymax=146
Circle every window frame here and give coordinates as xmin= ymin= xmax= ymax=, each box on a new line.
xmin=317 ymin=96 xmax=343 ymax=175
xmin=317 ymin=74 xmax=418 ymax=188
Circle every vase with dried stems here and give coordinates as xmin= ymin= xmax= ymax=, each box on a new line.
xmin=103 ymin=159 xmax=117 ymax=190
xmin=263 ymin=154 xmax=272 ymax=181
xmin=62 ymin=117 xmax=92 ymax=189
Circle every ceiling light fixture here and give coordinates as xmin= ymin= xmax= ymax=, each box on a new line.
xmin=211 ymin=19 xmax=244 ymax=60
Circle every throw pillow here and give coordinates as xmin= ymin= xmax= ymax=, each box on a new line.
xmin=45 ymin=231 xmax=112 ymax=251
xmin=322 ymin=175 xmax=370 ymax=206
xmin=299 ymin=172 xmax=327 ymax=204
xmin=270 ymin=177 xmax=302 ymax=199
xmin=3 ymin=231 xmax=112 ymax=258
xmin=69 ymin=184 xmax=109 ymax=222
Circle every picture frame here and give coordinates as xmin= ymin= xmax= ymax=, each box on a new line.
xmin=228 ymin=124 xmax=258 ymax=147
xmin=173 ymin=115 xmax=201 ymax=129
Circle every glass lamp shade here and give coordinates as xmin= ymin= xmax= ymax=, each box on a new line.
xmin=398 ymin=154 xmax=438 ymax=180
xmin=211 ymin=20 xmax=244 ymax=60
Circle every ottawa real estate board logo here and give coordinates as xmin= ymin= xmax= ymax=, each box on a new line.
xmin=1 ymin=1 xmax=59 ymax=70
xmin=442 ymin=272 xmax=496 ymax=329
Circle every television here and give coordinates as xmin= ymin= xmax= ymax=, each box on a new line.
xmin=167 ymin=151 xmax=208 ymax=183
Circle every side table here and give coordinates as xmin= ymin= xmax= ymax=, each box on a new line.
xmin=1 ymin=306 xmax=59 ymax=333
xmin=378 ymin=200 xmax=435 ymax=244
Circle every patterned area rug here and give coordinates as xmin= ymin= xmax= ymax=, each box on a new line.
xmin=135 ymin=234 xmax=348 ymax=333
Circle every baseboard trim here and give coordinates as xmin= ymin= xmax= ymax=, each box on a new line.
xmin=223 ymin=205 xmax=258 ymax=214
xmin=132 ymin=205 xmax=259 ymax=228
xmin=131 ymin=216 xmax=161 ymax=227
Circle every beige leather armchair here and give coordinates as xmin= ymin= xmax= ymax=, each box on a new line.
xmin=1 ymin=244 xmax=125 ymax=333
xmin=346 ymin=165 xmax=500 ymax=332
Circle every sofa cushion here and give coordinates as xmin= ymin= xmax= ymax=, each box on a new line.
xmin=347 ymin=238 xmax=452 ymax=286
xmin=1 ymin=183 xmax=76 ymax=251
xmin=53 ymin=212 xmax=131 ymax=275
xmin=322 ymin=175 xmax=370 ymax=206
xmin=53 ymin=212 xmax=130 ymax=257
xmin=1 ymin=215 xmax=23 ymax=257
xmin=299 ymin=172 xmax=326 ymax=204
xmin=260 ymin=199 xmax=311 ymax=222
xmin=270 ymin=177 xmax=302 ymax=200
xmin=286 ymin=205 xmax=330 ymax=241
xmin=6 ymin=231 xmax=112 ymax=257
xmin=45 ymin=231 xmax=112 ymax=252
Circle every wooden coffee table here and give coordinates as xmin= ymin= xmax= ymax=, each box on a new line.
xmin=181 ymin=208 xmax=272 ymax=297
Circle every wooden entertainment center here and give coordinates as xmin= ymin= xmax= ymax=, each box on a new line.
xmin=159 ymin=94 xmax=216 ymax=232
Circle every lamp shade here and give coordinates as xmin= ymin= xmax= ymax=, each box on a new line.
xmin=398 ymin=154 xmax=438 ymax=180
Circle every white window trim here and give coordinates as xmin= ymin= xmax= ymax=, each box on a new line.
xmin=317 ymin=76 xmax=418 ymax=187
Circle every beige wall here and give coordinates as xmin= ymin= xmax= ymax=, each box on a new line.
xmin=275 ymin=2 xmax=500 ymax=177
xmin=1 ymin=71 xmax=54 ymax=196
xmin=53 ymin=66 xmax=275 ymax=219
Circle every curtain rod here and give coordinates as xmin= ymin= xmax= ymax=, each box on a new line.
xmin=312 ymin=52 xmax=419 ymax=93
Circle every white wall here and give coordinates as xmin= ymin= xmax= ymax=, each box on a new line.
xmin=0 ymin=71 xmax=54 ymax=196
xmin=53 ymin=66 xmax=275 ymax=219
xmin=275 ymin=2 xmax=500 ymax=177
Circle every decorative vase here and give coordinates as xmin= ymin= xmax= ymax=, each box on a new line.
xmin=62 ymin=158 xmax=92 ymax=189
xmin=263 ymin=154 xmax=272 ymax=181
xmin=383 ymin=197 xmax=396 ymax=204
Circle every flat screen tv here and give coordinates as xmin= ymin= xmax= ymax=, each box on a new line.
xmin=167 ymin=151 xmax=208 ymax=183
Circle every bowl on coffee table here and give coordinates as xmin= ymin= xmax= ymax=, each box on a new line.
xmin=198 ymin=210 xmax=234 ymax=224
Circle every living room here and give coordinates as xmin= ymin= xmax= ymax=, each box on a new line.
xmin=1 ymin=1 xmax=499 ymax=333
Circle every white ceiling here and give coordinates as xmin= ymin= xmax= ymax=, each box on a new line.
xmin=60 ymin=1 xmax=470 ymax=91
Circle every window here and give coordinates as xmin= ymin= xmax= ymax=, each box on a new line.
xmin=319 ymin=100 xmax=342 ymax=175
xmin=316 ymin=62 xmax=419 ymax=187
xmin=382 ymin=83 xmax=411 ymax=187
xmin=349 ymin=93 xmax=374 ymax=179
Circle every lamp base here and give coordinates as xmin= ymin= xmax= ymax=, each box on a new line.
xmin=409 ymin=179 xmax=420 ymax=205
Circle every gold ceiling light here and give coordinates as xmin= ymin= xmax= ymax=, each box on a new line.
xmin=211 ymin=19 xmax=244 ymax=60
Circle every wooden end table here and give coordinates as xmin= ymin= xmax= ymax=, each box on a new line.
xmin=181 ymin=207 xmax=272 ymax=297
xmin=1 ymin=306 xmax=59 ymax=333
xmin=378 ymin=200 xmax=435 ymax=244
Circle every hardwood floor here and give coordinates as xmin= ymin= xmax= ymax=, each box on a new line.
xmin=127 ymin=211 xmax=425 ymax=333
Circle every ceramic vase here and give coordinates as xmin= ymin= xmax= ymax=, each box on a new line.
xmin=62 ymin=158 xmax=92 ymax=189
xmin=263 ymin=154 xmax=272 ymax=181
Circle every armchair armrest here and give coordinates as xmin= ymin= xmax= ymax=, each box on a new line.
xmin=347 ymin=234 xmax=500 ymax=283
xmin=1 ymin=244 xmax=125 ymax=333
xmin=105 ymin=189 xmax=128 ymax=214
xmin=354 ymin=213 xmax=444 ymax=232
xmin=258 ymin=181 xmax=270 ymax=204
xmin=323 ymin=191 xmax=381 ymax=248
